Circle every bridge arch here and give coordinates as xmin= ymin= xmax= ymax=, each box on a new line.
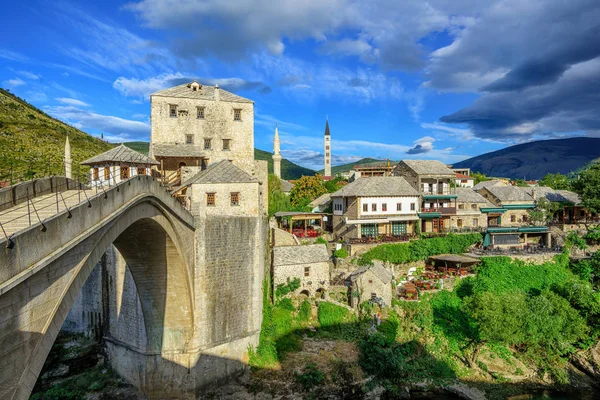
xmin=0 ymin=186 xmax=196 ymax=400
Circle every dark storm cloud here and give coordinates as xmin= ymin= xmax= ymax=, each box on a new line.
xmin=406 ymin=144 xmax=430 ymax=154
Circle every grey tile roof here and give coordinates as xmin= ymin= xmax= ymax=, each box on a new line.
xmin=400 ymin=160 xmax=456 ymax=176
xmin=472 ymin=179 xmax=507 ymax=191
xmin=331 ymin=176 xmax=419 ymax=198
xmin=309 ymin=193 xmax=331 ymax=207
xmin=180 ymin=160 xmax=256 ymax=186
xmin=455 ymin=187 xmax=494 ymax=205
xmin=273 ymin=244 xmax=330 ymax=266
xmin=152 ymin=143 xmax=205 ymax=158
xmin=346 ymin=261 xmax=392 ymax=284
xmin=151 ymin=81 xmax=253 ymax=104
xmin=525 ymin=187 xmax=581 ymax=204
xmin=280 ymin=180 xmax=293 ymax=193
xmin=485 ymin=186 xmax=534 ymax=202
xmin=81 ymin=144 xmax=159 ymax=165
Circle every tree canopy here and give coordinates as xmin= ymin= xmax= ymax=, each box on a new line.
xmin=539 ymin=172 xmax=570 ymax=190
xmin=571 ymin=162 xmax=600 ymax=214
xmin=289 ymin=175 xmax=328 ymax=207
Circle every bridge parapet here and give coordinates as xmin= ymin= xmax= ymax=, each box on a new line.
xmin=0 ymin=176 xmax=195 ymax=293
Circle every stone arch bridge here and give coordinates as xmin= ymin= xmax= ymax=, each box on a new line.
xmin=0 ymin=176 xmax=265 ymax=399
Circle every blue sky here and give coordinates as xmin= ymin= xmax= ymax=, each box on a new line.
xmin=1 ymin=0 xmax=599 ymax=170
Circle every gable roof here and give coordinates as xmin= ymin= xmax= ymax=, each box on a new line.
xmin=81 ymin=144 xmax=159 ymax=165
xmin=455 ymin=173 xmax=473 ymax=180
xmin=309 ymin=193 xmax=332 ymax=207
xmin=176 ymin=160 xmax=256 ymax=190
xmin=151 ymin=81 xmax=253 ymax=103
xmin=525 ymin=187 xmax=581 ymax=204
xmin=473 ymin=179 xmax=507 ymax=191
xmin=273 ymin=244 xmax=330 ymax=266
xmin=485 ymin=186 xmax=534 ymax=202
xmin=151 ymin=143 xmax=205 ymax=158
xmin=399 ymin=160 xmax=455 ymax=176
xmin=280 ymin=180 xmax=293 ymax=192
xmin=346 ymin=261 xmax=393 ymax=284
xmin=331 ymin=176 xmax=418 ymax=198
xmin=455 ymin=187 xmax=495 ymax=206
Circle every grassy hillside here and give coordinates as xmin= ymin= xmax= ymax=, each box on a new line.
xmin=453 ymin=137 xmax=600 ymax=179
xmin=317 ymin=157 xmax=393 ymax=175
xmin=254 ymin=148 xmax=315 ymax=180
xmin=0 ymin=88 xmax=113 ymax=183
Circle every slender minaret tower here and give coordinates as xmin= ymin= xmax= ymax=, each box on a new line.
xmin=64 ymin=135 xmax=72 ymax=179
xmin=273 ymin=124 xmax=282 ymax=178
xmin=324 ymin=118 xmax=331 ymax=177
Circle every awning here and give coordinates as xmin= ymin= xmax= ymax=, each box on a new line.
xmin=480 ymin=207 xmax=506 ymax=213
xmin=503 ymin=204 xmax=535 ymax=210
xmin=518 ymin=226 xmax=548 ymax=233
xmin=418 ymin=212 xmax=442 ymax=218
xmin=423 ymin=194 xmax=458 ymax=200
xmin=345 ymin=215 xmax=419 ymax=225
xmin=487 ymin=227 xmax=519 ymax=233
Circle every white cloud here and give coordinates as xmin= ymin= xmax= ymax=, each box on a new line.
xmin=16 ymin=71 xmax=41 ymax=80
xmin=56 ymin=98 xmax=90 ymax=107
xmin=44 ymin=105 xmax=150 ymax=139
xmin=113 ymin=72 xmax=185 ymax=99
xmin=3 ymin=78 xmax=26 ymax=88
xmin=132 ymin=113 xmax=147 ymax=120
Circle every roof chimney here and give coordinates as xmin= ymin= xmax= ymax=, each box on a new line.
xmin=214 ymin=84 xmax=220 ymax=102
xmin=532 ymin=189 xmax=536 ymax=201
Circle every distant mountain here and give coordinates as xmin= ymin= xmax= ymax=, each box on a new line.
xmin=0 ymin=88 xmax=113 ymax=182
xmin=254 ymin=148 xmax=315 ymax=180
xmin=122 ymin=143 xmax=315 ymax=181
xmin=317 ymin=158 xmax=393 ymax=175
xmin=452 ymin=138 xmax=600 ymax=180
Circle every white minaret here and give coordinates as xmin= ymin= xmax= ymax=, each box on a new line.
xmin=324 ymin=118 xmax=331 ymax=177
xmin=64 ymin=135 xmax=72 ymax=179
xmin=272 ymin=124 xmax=282 ymax=178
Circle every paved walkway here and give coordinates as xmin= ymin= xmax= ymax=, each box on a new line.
xmin=0 ymin=189 xmax=97 ymax=237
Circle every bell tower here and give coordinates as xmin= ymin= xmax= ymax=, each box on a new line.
xmin=324 ymin=118 xmax=331 ymax=177
xmin=272 ymin=124 xmax=282 ymax=178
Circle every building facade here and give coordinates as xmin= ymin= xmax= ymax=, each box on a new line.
xmin=331 ymin=177 xmax=420 ymax=240
xmin=394 ymin=160 xmax=458 ymax=233
xmin=272 ymin=244 xmax=330 ymax=298
xmin=149 ymin=81 xmax=255 ymax=185
xmin=346 ymin=261 xmax=393 ymax=308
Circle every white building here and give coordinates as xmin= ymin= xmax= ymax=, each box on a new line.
xmin=331 ymin=176 xmax=420 ymax=240
xmin=272 ymin=124 xmax=282 ymax=179
xmin=455 ymin=173 xmax=475 ymax=188
xmin=81 ymin=144 xmax=159 ymax=187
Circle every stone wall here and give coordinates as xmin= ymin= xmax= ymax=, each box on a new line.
xmin=62 ymin=259 xmax=103 ymax=339
xmin=273 ymin=260 xmax=329 ymax=298
xmin=150 ymin=92 xmax=255 ymax=174
xmin=190 ymin=181 xmax=260 ymax=217
xmin=272 ymin=227 xmax=299 ymax=246
xmin=349 ymin=269 xmax=392 ymax=308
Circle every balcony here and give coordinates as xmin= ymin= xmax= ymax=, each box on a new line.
xmin=421 ymin=207 xmax=456 ymax=215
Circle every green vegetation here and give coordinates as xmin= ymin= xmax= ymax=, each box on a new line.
xmin=539 ymin=172 xmax=570 ymax=190
xmin=472 ymin=172 xmax=490 ymax=185
xmin=121 ymin=141 xmax=149 ymax=154
xmin=290 ymin=175 xmax=328 ymax=207
xmin=317 ymin=157 xmax=389 ymax=176
xmin=315 ymin=236 xmax=327 ymax=245
xmin=334 ymin=248 xmax=348 ymax=259
xmin=275 ymin=277 xmax=301 ymax=298
xmin=267 ymin=174 xmax=311 ymax=216
xmin=528 ymin=197 xmax=561 ymax=226
xmin=571 ymin=161 xmax=600 ymax=214
xmin=324 ymin=174 xmax=347 ymax=193
xmin=0 ymin=88 xmax=113 ymax=183
xmin=295 ymin=362 xmax=325 ymax=390
xmin=358 ymin=233 xmax=482 ymax=265
xmin=31 ymin=366 xmax=123 ymax=400
xmin=254 ymin=148 xmax=315 ymax=180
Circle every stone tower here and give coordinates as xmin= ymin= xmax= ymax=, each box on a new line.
xmin=272 ymin=124 xmax=282 ymax=178
xmin=324 ymin=118 xmax=331 ymax=177
xmin=64 ymin=135 xmax=72 ymax=179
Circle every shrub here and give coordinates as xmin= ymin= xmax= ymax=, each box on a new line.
xmin=315 ymin=236 xmax=327 ymax=245
xmin=296 ymin=300 xmax=312 ymax=324
xmin=295 ymin=362 xmax=325 ymax=390
xmin=334 ymin=248 xmax=348 ymax=258
xmin=275 ymin=277 xmax=301 ymax=298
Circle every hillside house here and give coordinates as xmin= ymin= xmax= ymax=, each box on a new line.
xmin=394 ymin=160 xmax=457 ymax=233
xmin=449 ymin=188 xmax=492 ymax=231
xmin=149 ymin=81 xmax=256 ymax=186
xmin=352 ymin=162 xmax=395 ymax=179
xmin=476 ymin=186 xmax=551 ymax=248
xmin=81 ymin=144 xmax=159 ymax=187
xmin=455 ymin=173 xmax=474 ymax=188
xmin=345 ymin=261 xmax=393 ymax=308
xmin=309 ymin=193 xmax=332 ymax=213
xmin=272 ymin=244 xmax=330 ymax=298
xmin=331 ymin=176 xmax=420 ymax=242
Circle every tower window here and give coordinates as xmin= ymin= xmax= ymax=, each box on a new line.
xmin=222 ymin=139 xmax=231 ymax=150
xmin=197 ymin=107 xmax=205 ymax=119
xmin=204 ymin=138 xmax=212 ymax=150
xmin=326 ymin=146 xmax=329 ymax=150
xmin=233 ymin=109 xmax=242 ymax=121
xmin=230 ymin=192 xmax=240 ymax=206
xmin=326 ymin=152 xmax=329 ymax=157
xmin=169 ymin=104 xmax=177 ymax=117
xmin=304 ymin=267 xmax=310 ymax=277
xmin=137 ymin=167 xmax=145 ymax=175
xmin=185 ymin=134 xmax=194 ymax=144
xmin=206 ymin=192 xmax=216 ymax=206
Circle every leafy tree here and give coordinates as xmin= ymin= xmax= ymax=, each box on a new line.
xmin=528 ymin=197 xmax=561 ymax=225
xmin=290 ymin=175 xmax=327 ymax=207
xmin=471 ymin=172 xmax=489 ymax=185
xmin=512 ymin=179 xmax=530 ymax=187
xmin=539 ymin=172 xmax=570 ymax=190
xmin=571 ymin=162 xmax=600 ymax=214
xmin=324 ymin=174 xmax=347 ymax=193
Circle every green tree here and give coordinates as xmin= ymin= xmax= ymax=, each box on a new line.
xmin=528 ymin=197 xmax=561 ymax=225
xmin=290 ymin=175 xmax=327 ymax=207
xmin=539 ymin=172 xmax=570 ymax=190
xmin=471 ymin=172 xmax=489 ymax=185
xmin=571 ymin=162 xmax=600 ymax=214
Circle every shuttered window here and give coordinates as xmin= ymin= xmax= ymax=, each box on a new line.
xmin=392 ymin=222 xmax=407 ymax=235
xmin=361 ymin=223 xmax=378 ymax=237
